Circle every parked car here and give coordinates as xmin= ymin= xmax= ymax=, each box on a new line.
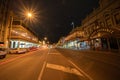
xmin=9 ymin=48 xmax=27 ymax=54
xmin=0 ymin=48 xmax=7 ymax=59
xmin=9 ymin=48 xmax=18 ymax=54
xmin=29 ymin=47 xmax=38 ymax=51
xmin=0 ymin=42 xmax=7 ymax=59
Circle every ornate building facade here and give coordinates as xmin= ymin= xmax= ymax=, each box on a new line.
xmin=82 ymin=0 xmax=120 ymax=51
xmin=63 ymin=0 xmax=120 ymax=51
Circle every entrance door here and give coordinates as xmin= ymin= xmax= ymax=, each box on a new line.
xmin=109 ymin=37 xmax=118 ymax=49
xmin=101 ymin=38 xmax=108 ymax=50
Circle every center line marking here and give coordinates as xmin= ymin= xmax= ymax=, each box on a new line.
xmin=38 ymin=61 xmax=47 ymax=80
xmin=38 ymin=49 xmax=50 ymax=80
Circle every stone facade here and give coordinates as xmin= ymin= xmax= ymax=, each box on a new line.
xmin=64 ymin=0 xmax=120 ymax=51
xmin=0 ymin=0 xmax=12 ymax=48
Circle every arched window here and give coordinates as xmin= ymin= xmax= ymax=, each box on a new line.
xmin=114 ymin=13 xmax=120 ymax=25
xmin=104 ymin=13 xmax=113 ymax=27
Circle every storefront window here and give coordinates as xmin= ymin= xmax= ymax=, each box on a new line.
xmin=13 ymin=42 xmax=16 ymax=48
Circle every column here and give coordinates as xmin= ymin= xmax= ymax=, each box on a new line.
xmin=107 ymin=38 xmax=111 ymax=51
xmin=116 ymin=38 xmax=120 ymax=51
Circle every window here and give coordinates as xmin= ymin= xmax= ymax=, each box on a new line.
xmin=106 ymin=18 xmax=112 ymax=27
xmin=12 ymin=21 xmax=21 ymax=25
xmin=114 ymin=13 xmax=120 ymax=25
xmin=104 ymin=13 xmax=113 ymax=27
xmin=13 ymin=42 xmax=16 ymax=48
xmin=99 ymin=21 xmax=104 ymax=27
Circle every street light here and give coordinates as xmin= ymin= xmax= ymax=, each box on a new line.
xmin=7 ymin=12 xmax=33 ymax=53
xmin=26 ymin=12 xmax=33 ymax=31
xmin=27 ymin=12 xmax=32 ymax=18
xmin=7 ymin=15 xmax=13 ymax=53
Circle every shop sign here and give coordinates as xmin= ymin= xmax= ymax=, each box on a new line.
xmin=97 ymin=28 xmax=114 ymax=33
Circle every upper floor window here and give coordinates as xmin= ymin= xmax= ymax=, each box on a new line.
xmin=106 ymin=18 xmax=113 ymax=27
xmin=104 ymin=13 xmax=113 ymax=27
xmin=98 ymin=21 xmax=105 ymax=28
xmin=12 ymin=21 xmax=21 ymax=25
xmin=92 ymin=23 xmax=96 ymax=30
xmin=114 ymin=13 xmax=120 ymax=25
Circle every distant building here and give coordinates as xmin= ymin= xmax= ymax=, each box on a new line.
xmin=64 ymin=27 xmax=88 ymax=50
xmin=64 ymin=0 xmax=120 ymax=51
xmin=56 ymin=37 xmax=65 ymax=48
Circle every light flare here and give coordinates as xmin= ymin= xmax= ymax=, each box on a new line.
xmin=17 ymin=1 xmax=41 ymax=25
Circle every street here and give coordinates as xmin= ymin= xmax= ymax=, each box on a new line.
xmin=0 ymin=49 xmax=49 ymax=80
xmin=0 ymin=48 xmax=120 ymax=80
xmin=57 ymin=48 xmax=120 ymax=80
xmin=0 ymin=0 xmax=120 ymax=80
xmin=0 ymin=48 xmax=89 ymax=80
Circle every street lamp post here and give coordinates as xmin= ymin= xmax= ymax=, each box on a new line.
xmin=7 ymin=15 xmax=13 ymax=53
xmin=26 ymin=12 xmax=33 ymax=29
xmin=7 ymin=12 xmax=32 ymax=53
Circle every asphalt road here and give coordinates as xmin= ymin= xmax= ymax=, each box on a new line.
xmin=1 ymin=48 xmax=119 ymax=80
xmin=0 ymin=48 xmax=89 ymax=80
xmin=56 ymin=48 xmax=120 ymax=80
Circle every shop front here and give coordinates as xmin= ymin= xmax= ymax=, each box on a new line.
xmin=89 ymin=28 xmax=120 ymax=51
xmin=9 ymin=39 xmax=38 ymax=53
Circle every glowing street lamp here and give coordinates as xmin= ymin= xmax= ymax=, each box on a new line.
xmin=27 ymin=12 xmax=32 ymax=18
xmin=26 ymin=12 xmax=33 ymax=28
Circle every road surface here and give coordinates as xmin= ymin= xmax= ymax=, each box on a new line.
xmin=0 ymin=48 xmax=120 ymax=80
xmin=0 ymin=48 xmax=89 ymax=80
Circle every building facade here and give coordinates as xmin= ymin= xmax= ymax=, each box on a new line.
xmin=9 ymin=19 xmax=39 ymax=52
xmin=82 ymin=0 xmax=120 ymax=51
xmin=64 ymin=27 xmax=88 ymax=50
xmin=63 ymin=0 xmax=120 ymax=51
xmin=0 ymin=0 xmax=11 ymax=48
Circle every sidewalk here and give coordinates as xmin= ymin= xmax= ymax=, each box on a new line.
xmin=79 ymin=49 xmax=120 ymax=56
xmin=0 ymin=53 xmax=24 ymax=65
xmin=0 ymin=54 xmax=21 ymax=62
xmin=65 ymin=47 xmax=120 ymax=56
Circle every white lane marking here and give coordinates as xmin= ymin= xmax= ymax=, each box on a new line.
xmin=48 ymin=49 xmax=51 ymax=54
xmin=38 ymin=61 xmax=47 ymax=80
xmin=38 ymin=49 xmax=50 ymax=80
xmin=48 ymin=52 xmax=59 ymax=55
xmin=58 ymin=52 xmax=93 ymax=80
xmin=68 ymin=60 xmax=94 ymax=80
xmin=46 ymin=63 xmax=83 ymax=76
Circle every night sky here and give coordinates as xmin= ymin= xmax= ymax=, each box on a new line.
xmin=13 ymin=0 xmax=99 ymax=43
